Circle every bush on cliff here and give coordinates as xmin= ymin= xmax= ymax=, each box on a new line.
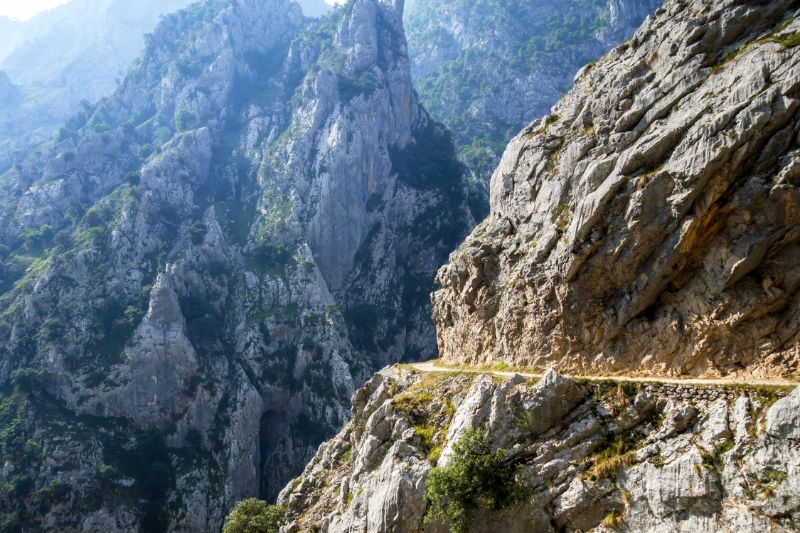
xmin=223 ymin=499 xmax=284 ymax=533
xmin=424 ymin=429 xmax=531 ymax=533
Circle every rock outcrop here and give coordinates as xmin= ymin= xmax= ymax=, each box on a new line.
xmin=279 ymin=367 xmax=799 ymax=532
xmin=432 ymin=0 xmax=800 ymax=379
xmin=0 ymin=0 xmax=469 ymax=530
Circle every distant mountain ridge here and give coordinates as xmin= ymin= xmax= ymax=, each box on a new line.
xmin=404 ymin=0 xmax=661 ymax=218
xmin=0 ymin=0 xmax=195 ymax=172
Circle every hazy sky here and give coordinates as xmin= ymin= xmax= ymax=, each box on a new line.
xmin=0 ymin=0 xmax=344 ymax=21
xmin=0 ymin=0 xmax=72 ymax=21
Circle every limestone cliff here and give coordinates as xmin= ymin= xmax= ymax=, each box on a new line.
xmin=432 ymin=0 xmax=800 ymax=379
xmin=279 ymin=366 xmax=800 ymax=531
xmin=0 ymin=0 xmax=469 ymax=530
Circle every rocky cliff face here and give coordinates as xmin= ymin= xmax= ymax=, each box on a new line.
xmin=404 ymin=0 xmax=661 ymax=216
xmin=432 ymin=0 xmax=800 ymax=379
xmin=0 ymin=0 xmax=469 ymax=530
xmin=279 ymin=366 xmax=800 ymax=532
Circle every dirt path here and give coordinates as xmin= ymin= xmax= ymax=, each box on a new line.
xmin=409 ymin=360 xmax=799 ymax=388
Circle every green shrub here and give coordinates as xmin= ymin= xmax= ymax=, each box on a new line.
xmin=174 ymin=109 xmax=196 ymax=131
xmin=10 ymin=368 xmax=50 ymax=395
xmin=700 ymin=438 xmax=734 ymax=475
xmin=154 ymin=126 xmax=172 ymax=145
xmin=424 ymin=429 xmax=531 ymax=533
xmin=34 ymin=479 xmax=69 ymax=508
xmin=223 ymin=499 xmax=285 ymax=533
xmin=125 ymin=171 xmax=141 ymax=185
xmin=37 ymin=319 xmax=64 ymax=343
xmin=395 ymin=391 xmax=433 ymax=416
xmin=137 ymin=143 xmax=154 ymax=160
xmin=338 ymin=72 xmax=378 ymax=102
xmin=188 ymin=221 xmax=208 ymax=245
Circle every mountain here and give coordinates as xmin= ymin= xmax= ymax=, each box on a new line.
xmin=432 ymin=0 xmax=800 ymax=379
xmin=276 ymin=0 xmax=800 ymax=530
xmin=404 ymin=0 xmax=661 ymax=218
xmin=0 ymin=0 xmax=469 ymax=530
xmin=0 ymin=0 xmax=195 ymax=171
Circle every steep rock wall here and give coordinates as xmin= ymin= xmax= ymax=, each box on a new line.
xmin=432 ymin=0 xmax=800 ymax=379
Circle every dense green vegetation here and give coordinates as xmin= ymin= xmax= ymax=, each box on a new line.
xmin=223 ymin=499 xmax=285 ymax=533
xmin=0 ymin=369 xmax=177 ymax=532
xmin=338 ymin=72 xmax=378 ymax=102
xmin=425 ymin=429 xmax=531 ymax=533
xmin=405 ymin=0 xmax=655 ymax=217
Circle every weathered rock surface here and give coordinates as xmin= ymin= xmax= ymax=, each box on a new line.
xmin=432 ymin=0 xmax=800 ymax=379
xmin=279 ymin=367 xmax=799 ymax=532
xmin=0 ymin=0 xmax=469 ymax=530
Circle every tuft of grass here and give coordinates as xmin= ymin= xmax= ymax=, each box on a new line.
xmin=428 ymin=445 xmax=442 ymax=464
xmin=590 ymin=452 xmax=637 ymax=481
xmin=546 ymin=149 xmax=561 ymax=174
xmin=395 ymin=391 xmax=434 ymax=417
xmin=535 ymin=113 xmax=562 ymax=135
xmin=585 ymin=433 xmax=641 ymax=481
xmin=764 ymin=32 xmax=800 ymax=49
xmin=341 ymin=447 xmax=352 ymax=464
xmin=415 ymin=425 xmax=437 ymax=452
xmin=762 ymin=469 xmax=787 ymax=484
xmin=547 ymin=114 xmax=561 ymax=125
xmin=699 ymin=438 xmax=734 ymax=475
xmin=552 ymin=203 xmax=572 ymax=233
xmin=760 ymin=468 xmax=787 ymax=498
xmin=601 ymin=509 xmax=624 ymax=529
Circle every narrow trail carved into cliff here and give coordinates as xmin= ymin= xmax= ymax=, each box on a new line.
xmin=409 ymin=361 xmax=800 ymax=387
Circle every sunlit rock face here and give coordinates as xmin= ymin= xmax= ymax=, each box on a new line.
xmin=433 ymin=0 xmax=800 ymax=380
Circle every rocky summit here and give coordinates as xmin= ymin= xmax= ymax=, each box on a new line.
xmin=433 ymin=0 xmax=800 ymax=380
xmin=0 ymin=0 xmax=469 ymax=530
